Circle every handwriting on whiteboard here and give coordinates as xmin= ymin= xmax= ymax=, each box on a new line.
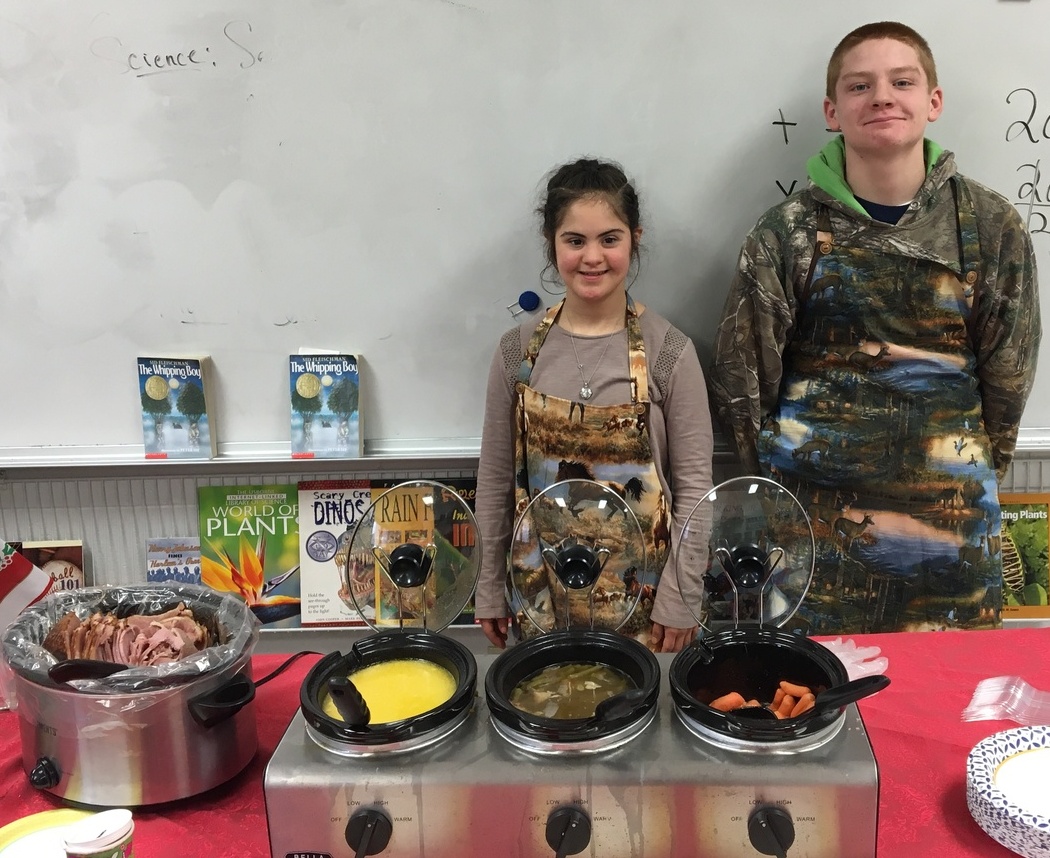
xmin=89 ymin=21 xmax=263 ymax=78
xmin=1006 ymin=89 xmax=1050 ymax=243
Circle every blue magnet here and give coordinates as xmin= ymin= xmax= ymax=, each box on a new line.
xmin=507 ymin=290 xmax=542 ymax=318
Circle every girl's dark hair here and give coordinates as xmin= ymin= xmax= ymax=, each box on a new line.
xmin=538 ymin=158 xmax=642 ymax=270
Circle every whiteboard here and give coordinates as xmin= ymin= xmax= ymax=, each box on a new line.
xmin=1 ymin=0 xmax=1048 ymax=461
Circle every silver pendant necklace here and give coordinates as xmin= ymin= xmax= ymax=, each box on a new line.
xmin=568 ymin=330 xmax=612 ymax=401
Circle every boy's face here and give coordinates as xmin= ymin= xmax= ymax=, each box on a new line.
xmin=823 ymin=38 xmax=943 ymax=158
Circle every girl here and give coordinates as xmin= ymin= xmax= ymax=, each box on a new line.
xmin=473 ymin=158 xmax=714 ymax=653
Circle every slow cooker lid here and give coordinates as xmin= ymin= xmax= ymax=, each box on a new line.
xmin=675 ymin=477 xmax=815 ymax=633
xmin=509 ymin=479 xmax=646 ymax=634
xmin=339 ymin=481 xmax=479 ymax=634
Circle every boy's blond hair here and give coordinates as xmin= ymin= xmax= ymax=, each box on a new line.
xmin=826 ymin=22 xmax=938 ymax=99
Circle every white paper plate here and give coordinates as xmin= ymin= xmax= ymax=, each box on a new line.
xmin=968 ymin=725 xmax=1050 ymax=857
xmin=0 ymin=809 xmax=93 ymax=858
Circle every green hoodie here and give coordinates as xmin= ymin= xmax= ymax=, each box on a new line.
xmin=806 ymin=136 xmax=944 ymax=215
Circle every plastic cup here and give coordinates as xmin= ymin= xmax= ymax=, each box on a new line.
xmin=63 ymin=809 xmax=134 ymax=858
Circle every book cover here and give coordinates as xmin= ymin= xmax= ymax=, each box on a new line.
xmin=370 ymin=478 xmax=478 ymax=628
xmin=146 ymin=537 xmax=202 ymax=585
xmin=437 ymin=477 xmax=478 ymax=627
xmin=197 ymin=484 xmax=301 ymax=629
xmin=297 ymin=479 xmax=374 ymax=627
xmin=137 ymin=355 xmax=217 ymax=460
xmin=289 ymin=354 xmax=363 ymax=458
xmin=999 ymin=492 xmax=1050 ymax=620
xmin=11 ymin=540 xmax=86 ymax=592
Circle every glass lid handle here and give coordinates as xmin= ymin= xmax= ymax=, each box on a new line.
xmin=541 ymin=541 xmax=610 ymax=631
xmin=373 ymin=543 xmax=435 ymax=589
xmin=714 ymin=542 xmax=786 ymax=629
xmin=372 ymin=543 xmax=438 ymax=630
xmin=541 ymin=542 xmax=610 ymax=591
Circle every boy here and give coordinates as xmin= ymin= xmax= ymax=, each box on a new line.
xmin=709 ymin=22 xmax=1041 ymax=634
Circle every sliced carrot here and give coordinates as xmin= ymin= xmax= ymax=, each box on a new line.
xmin=789 ymin=692 xmax=816 ymax=718
xmin=772 ymin=688 xmax=786 ymax=709
xmin=708 ymin=691 xmax=747 ymax=712
xmin=779 ymin=680 xmax=812 ymax=698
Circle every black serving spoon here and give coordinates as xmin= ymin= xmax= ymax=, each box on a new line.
xmin=591 ymin=688 xmax=650 ymax=723
xmin=733 ymin=674 xmax=890 ymax=722
xmin=327 ymin=675 xmax=371 ymax=728
xmin=48 ymin=659 xmax=129 ymax=684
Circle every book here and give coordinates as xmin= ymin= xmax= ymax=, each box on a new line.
xmin=137 ymin=355 xmax=217 ymax=460
xmin=10 ymin=540 xmax=86 ymax=592
xmin=297 ymin=479 xmax=374 ymax=627
xmin=370 ymin=478 xmax=478 ymax=628
xmin=197 ymin=484 xmax=301 ymax=629
xmin=289 ymin=354 xmax=363 ymax=458
xmin=999 ymin=492 xmax=1050 ymax=621
xmin=146 ymin=537 xmax=202 ymax=585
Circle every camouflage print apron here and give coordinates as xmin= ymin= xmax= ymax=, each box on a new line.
xmin=509 ymin=298 xmax=670 ymax=643
xmin=760 ymin=178 xmax=1003 ymax=634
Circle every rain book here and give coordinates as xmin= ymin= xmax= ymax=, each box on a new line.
xmin=289 ymin=353 xmax=363 ymax=459
xmin=137 ymin=356 xmax=217 ymax=459
xmin=197 ymin=484 xmax=301 ymax=629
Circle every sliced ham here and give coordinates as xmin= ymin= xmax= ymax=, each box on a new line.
xmin=42 ymin=602 xmax=212 ymax=666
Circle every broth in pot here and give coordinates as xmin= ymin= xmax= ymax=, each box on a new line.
xmin=509 ymin=662 xmax=633 ymax=720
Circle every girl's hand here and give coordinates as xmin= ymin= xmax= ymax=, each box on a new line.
xmin=649 ymin=622 xmax=697 ymax=653
xmin=480 ymin=617 xmax=510 ymax=649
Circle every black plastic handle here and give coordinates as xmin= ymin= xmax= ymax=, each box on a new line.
xmin=187 ymin=672 xmax=256 ymax=728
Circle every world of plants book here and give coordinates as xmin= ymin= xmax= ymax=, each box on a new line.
xmin=197 ymin=484 xmax=301 ymax=629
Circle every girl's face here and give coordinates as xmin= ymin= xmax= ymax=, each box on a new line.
xmin=553 ymin=198 xmax=639 ymax=306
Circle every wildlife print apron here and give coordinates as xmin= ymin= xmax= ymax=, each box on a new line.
xmin=759 ymin=179 xmax=1003 ymax=633
xmin=509 ymin=299 xmax=670 ymax=643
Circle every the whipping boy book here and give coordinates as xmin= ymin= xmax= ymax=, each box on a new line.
xmin=289 ymin=354 xmax=362 ymax=458
xmin=297 ymin=479 xmax=373 ymax=626
xmin=137 ymin=356 xmax=217 ymax=459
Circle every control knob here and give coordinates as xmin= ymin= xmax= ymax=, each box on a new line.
xmin=345 ymin=807 xmax=393 ymax=858
xmin=29 ymin=757 xmax=60 ymax=789
xmin=545 ymin=806 xmax=591 ymax=858
xmin=747 ymin=805 xmax=795 ymax=857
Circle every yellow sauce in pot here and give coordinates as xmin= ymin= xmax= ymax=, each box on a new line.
xmin=322 ymin=658 xmax=457 ymax=724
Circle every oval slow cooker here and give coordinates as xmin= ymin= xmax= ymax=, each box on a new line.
xmin=668 ymin=476 xmax=881 ymax=750
xmin=298 ymin=480 xmax=480 ymax=756
xmin=1 ymin=583 xmax=260 ymax=806
xmin=485 ymin=479 xmax=660 ymax=754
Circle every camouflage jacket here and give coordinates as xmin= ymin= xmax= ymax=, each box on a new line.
xmin=709 ymin=146 xmax=1041 ymax=480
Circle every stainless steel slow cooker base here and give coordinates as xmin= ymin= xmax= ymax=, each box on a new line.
xmin=265 ymin=655 xmax=878 ymax=858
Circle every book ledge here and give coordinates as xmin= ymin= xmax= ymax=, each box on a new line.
xmin=0 ymin=439 xmax=483 ymax=477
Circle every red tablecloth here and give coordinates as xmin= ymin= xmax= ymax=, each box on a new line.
xmin=1 ymin=628 xmax=1047 ymax=857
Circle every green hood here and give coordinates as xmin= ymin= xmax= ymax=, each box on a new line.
xmin=806 ymin=136 xmax=944 ymax=216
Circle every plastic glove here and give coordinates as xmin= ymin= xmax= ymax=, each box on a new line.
xmin=817 ymin=637 xmax=889 ymax=681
